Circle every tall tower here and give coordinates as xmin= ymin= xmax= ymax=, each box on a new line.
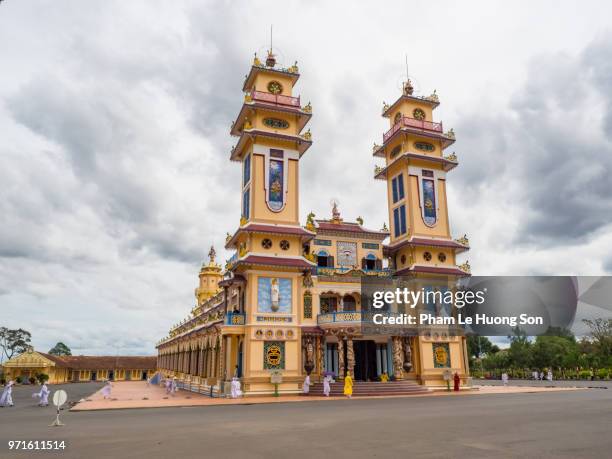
xmin=194 ymin=246 xmax=222 ymax=307
xmin=223 ymin=49 xmax=315 ymax=391
xmin=373 ymin=80 xmax=470 ymax=275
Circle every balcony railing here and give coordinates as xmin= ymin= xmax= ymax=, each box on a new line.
xmin=225 ymin=312 xmax=245 ymax=325
xmin=383 ymin=116 xmax=443 ymax=143
xmin=317 ymin=311 xmax=377 ymax=325
xmin=313 ymin=266 xmax=392 ymax=277
xmin=251 ymin=90 xmax=300 ymax=108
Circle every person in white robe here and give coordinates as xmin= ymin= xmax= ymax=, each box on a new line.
xmin=303 ymin=374 xmax=311 ymax=394
xmin=230 ymin=377 xmax=242 ymax=398
xmin=0 ymin=380 xmax=15 ymax=407
xmin=170 ymin=377 xmax=178 ymax=396
xmin=164 ymin=378 xmax=172 ymax=394
xmin=547 ymin=369 xmax=553 ymax=382
xmin=501 ymin=372 xmax=509 ymax=386
xmin=101 ymin=380 xmax=112 ymax=399
xmin=33 ymin=382 xmax=50 ymax=406
xmin=323 ymin=374 xmax=332 ymax=397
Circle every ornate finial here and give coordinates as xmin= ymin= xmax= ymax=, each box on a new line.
xmin=331 ymin=199 xmax=341 ymax=222
xmin=381 ymin=222 xmax=388 ymax=232
xmin=226 ymin=232 xmax=232 ymax=242
xmin=374 ymin=165 xmax=384 ymax=175
xmin=445 ymin=152 xmax=458 ymax=162
xmin=244 ymin=92 xmax=253 ymax=103
xmin=240 ymin=216 xmax=247 ymax=226
xmin=445 ymin=128 xmax=456 ymax=140
xmin=459 ymin=261 xmax=471 ymax=274
xmin=289 ymin=61 xmax=299 ymax=73
xmin=455 ymin=234 xmax=470 ymax=246
xmin=302 ymin=101 xmax=312 ymax=113
xmin=403 ymin=79 xmax=414 ymax=95
xmin=425 ymin=89 xmax=439 ymax=103
xmin=238 ymin=242 xmax=247 ymax=258
xmin=302 ymin=129 xmax=312 ymax=141
xmin=266 ymin=49 xmax=276 ymax=67
xmin=356 ymin=216 xmax=364 ymax=226
xmin=243 ymin=117 xmax=252 ymax=130
xmin=306 ymin=211 xmax=316 ymax=231
xmin=253 ymin=52 xmax=262 ymax=67
xmin=208 ymin=246 xmax=216 ymax=264
xmin=382 ymin=101 xmax=389 ymax=113
xmin=372 ymin=142 xmax=381 ymax=153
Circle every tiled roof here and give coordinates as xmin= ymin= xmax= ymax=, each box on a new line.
xmin=315 ymin=220 xmax=389 ymax=238
xmin=238 ymin=255 xmax=314 ymax=269
xmin=38 ymin=353 xmax=156 ymax=370
xmin=225 ymin=223 xmax=314 ymax=249
xmin=394 ymin=266 xmax=469 ymax=277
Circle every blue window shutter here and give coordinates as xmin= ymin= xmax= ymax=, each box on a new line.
xmin=392 ymin=177 xmax=398 ymax=203
xmin=393 ymin=208 xmax=400 ymax=237
xmin=400 ymin=205 xmax=406 ymax=234
xmin=398 ymin=173 xmax=405 ymax=200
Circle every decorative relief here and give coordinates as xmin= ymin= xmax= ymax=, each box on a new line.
xmin=264 ymin=341 xmax=284 ymax=370
xmin=413 ymin=108 xmax=426 ymax=120
xmin=303 ymin=291 xmax=313 ymax=318
xmin=267 ymin=80 xmax=283 ymax=94
xmin=337 ymin=241 xmax=357 ymax=267
xmin=263 ymin=118 xmax=289 ymax=129
xmin=433 ymin=343 xmax=450 ymax=368
xmin=415 ymin=142 xmax=435 ymax=152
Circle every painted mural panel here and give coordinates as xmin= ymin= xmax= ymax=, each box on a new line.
xmin=268 ymin=159 xmax=284 ymax=211
xmin=422 ymin=178 xmax=437 ymax=225
xmin=258 ymin=277 xmax=292 ymax=313
xmin=337 ymin=241 xmax=357 ymax=267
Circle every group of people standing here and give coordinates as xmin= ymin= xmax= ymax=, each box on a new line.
xmin=0 ymin=380 xmax=51 ymax=407
xmin=302 ymin=372 xmax=354 ymax=398
xmin=532 ymin=369 xmax=554 ymax=382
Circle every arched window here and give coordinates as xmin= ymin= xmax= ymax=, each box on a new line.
xmin=343 ymin=295 xmax=356 ymax=311
xmin=362 ymin=253 xmax=381 ymax=271
xmin=317 ymin=250 xmax=334 ymax=268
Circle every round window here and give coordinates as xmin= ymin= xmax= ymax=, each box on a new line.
xmin=280 ymin=240 xmax=290 ymax=250
xmin=423 ymin=251 xmax=432 ymax=261
xmin=262 ymin=239 xmax=272 ymax=249
xmin=438 ymin=253 xmax=447 ymax=262
xmin=394 ymin=112 xmax=402 ymax=124
xmin=267 ymin=81 xmax=283 ymax=94
xmin=400 ymin=254 xmax=407 ymax=265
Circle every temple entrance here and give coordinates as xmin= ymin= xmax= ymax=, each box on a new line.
xmin=353 ymin=340 xmax=377 ymax=381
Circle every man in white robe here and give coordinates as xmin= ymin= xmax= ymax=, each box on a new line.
xmin=303 ymin=374 xmax=311 ymax=394
xmin=501 ymin=372 xmax=509 ymax=386
xmin=547 ymin=369 xmax=553 ymax=382
xmin=323 ymin=374 xmax=332 ymax=397
xmin=0 ymin=380 xmax=15 ymax=407
xmin=164 ymin=378 xmax=172 ymax=394
xmin=101 ymin=380 xmax=112 ymax=399
xmin=230 ymin=377 xmax=242 ymax=398
xmin=33 ymin=382 xmax=50 ymax=406
xmin=170 ymin=377 xmax=178 ymax=396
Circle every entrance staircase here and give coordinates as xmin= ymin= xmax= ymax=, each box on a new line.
xmin=308 ymin=379 xmax=430 ymax=397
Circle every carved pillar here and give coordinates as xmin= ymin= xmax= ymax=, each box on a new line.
xmin=316 ymin=335 xmax=324 ymax=379
xmin=338 ymin=337 xmax=345 ymax=379
xmin=392 ymin=336 xmax=404 ymax=380
xmin=347 ymin=336 xmax=355 ymax=377
xmin=403 ymin=337 xmax=413 ymax=372
xmin=217 ymin=336 xmax=226 ymax=380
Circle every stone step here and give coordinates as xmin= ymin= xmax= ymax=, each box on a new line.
xmin=307 ymin=380 xmax=430 ymax=396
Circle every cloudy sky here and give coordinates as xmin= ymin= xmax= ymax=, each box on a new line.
xmin=1 ymin=0 xmax=611 ymax=356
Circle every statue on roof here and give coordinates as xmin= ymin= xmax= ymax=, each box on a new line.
xmin=208 ymin=246 xmax=216 ymax=264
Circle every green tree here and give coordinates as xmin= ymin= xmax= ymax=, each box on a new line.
xmin=467 ymin=336 xmax=500 ymax=359
xmin=508 ymin=327 xmax=532 ymax=368
xmin=48 ymin=342 xmax=72 ymax=356
xmin=583 ymin=318 xmax=612 ymax=357
xmin=532 ymin=335 xmax=578 ymax=369
xmin=0 ymin=327 xmax=32 ymax=362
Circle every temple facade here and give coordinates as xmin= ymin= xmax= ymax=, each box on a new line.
xmin=156 ymin=50 xmax=471 ymax=396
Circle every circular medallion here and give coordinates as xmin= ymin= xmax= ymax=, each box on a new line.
xmin=423 ymin=251 xmax=432 ymax=262
xmin=280 ymin=240 xmax=290 ymax=250
xmin=393 ymin=112 xmax=402 ymax=124
xmin=438 ymin=252 xmax=447 ymax=262
xmin=266 ymin=344 xmax=282 ymax=366
xmin=267 ymin=81 xmax=283 ymax=94
xmin=413 ymin=108 xmax=426 ymax=120
xmin=262 ymin=238 xmax=272 ymax=249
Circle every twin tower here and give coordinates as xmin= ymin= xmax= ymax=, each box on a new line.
xmin=225 ymin=50 xmax=469 ymax=276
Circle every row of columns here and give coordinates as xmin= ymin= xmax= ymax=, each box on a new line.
xmin=158 ymin=340 xmax=224 ymax=380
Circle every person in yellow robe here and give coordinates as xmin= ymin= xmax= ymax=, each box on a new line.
xmin=344 ymin=371 xmax=353 ymax=398
xmin=380 ymin=372 xmax=389 ymax=383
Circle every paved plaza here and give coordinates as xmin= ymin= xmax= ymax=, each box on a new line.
xmin=0 ymin=381 xmax=610 ymax=458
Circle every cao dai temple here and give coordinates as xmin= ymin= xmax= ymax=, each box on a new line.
xmin=156 ymin=49 xmax=472 ymax=396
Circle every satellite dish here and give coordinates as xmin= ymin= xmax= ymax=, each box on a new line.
xmin=53 ymin=390 xmax=67 ymax=407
